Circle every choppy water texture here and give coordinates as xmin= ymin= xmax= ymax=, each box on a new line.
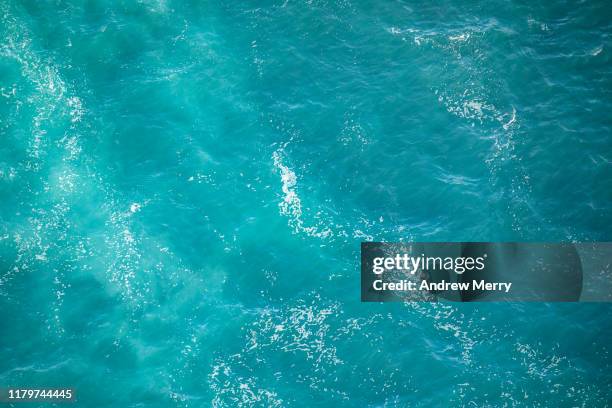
xmin=1 ymin=1 xmax=612 ymax=406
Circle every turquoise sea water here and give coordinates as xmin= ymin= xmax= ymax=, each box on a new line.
xmin=1 ymin=1 xmax=611 ymax=406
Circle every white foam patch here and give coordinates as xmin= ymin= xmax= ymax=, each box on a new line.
xmin=209 ymin=360 xmax=283 ymax=407
xmin=590 ymin=45 xmax=603 ymax=56
xmin=129 ymin=202 xmax=141 ymax=213
xmin=208 ymin=296 xmax=345 ymax=405
xmin=272 ymin=148 xmax=333 ymax=239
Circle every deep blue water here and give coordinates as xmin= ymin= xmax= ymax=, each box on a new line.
xmin=1 ymin=1 xmax=611 ymax=406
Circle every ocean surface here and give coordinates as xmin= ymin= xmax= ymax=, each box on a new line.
xmin=1 ymin=1 xmax=611 ymax=406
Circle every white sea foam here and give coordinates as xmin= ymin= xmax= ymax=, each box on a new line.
xmin=272 ymin=148 xmax=333 ymax=239
xmin=129 ymin=202 xmax=141 ymax=213
xmin=448 ymin=32 xmax=470 ymax=42
xmin=209 ymin=360 xmax=283 ymax=407
xmin=503 ymin=106 xmax=517 ymax=130
xmin=590 ymin=45 xmax=603 ymax=56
